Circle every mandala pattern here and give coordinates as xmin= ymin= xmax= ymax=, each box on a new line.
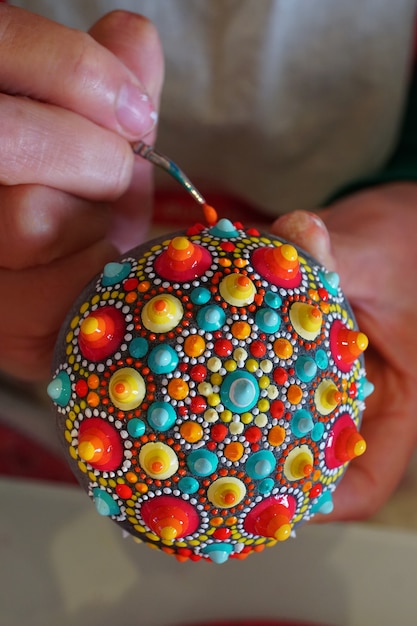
xmin=49 ymin=218 xmax=373 ymax=564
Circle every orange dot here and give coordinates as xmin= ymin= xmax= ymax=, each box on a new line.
xmin=138 ymin=281 xmax=151 ymax=293
xmin=273 ymin=338 xmax=293 ymax=359
xmin=268 ymin=426 xmax=286 ymax=446
xmin=86 ymin=391 xmax=100 ymax=407
xmin=184 ymin=334 xmax=205 ymax=357
xmin=87 ymin=373 xmax=100 ymax=389
xmin=287 ymin=384 xmax=303 ymax=405
xmin=224 ymin=442 xmax=244 ymax=462
xmin=167 ymin=378 xmax=189 ymax=400
xmin=231 ymin=321 xmax=251 ymax=340
xmin=180 ymin=421 xmax=203 ymax=443
xmin=126 ymin=471 xmax=138 ymax=483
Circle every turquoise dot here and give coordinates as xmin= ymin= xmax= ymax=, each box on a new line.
xmin=264 ymin=290 xmax=282 ymax=309
xmin=358 ymin=377 xmax=374 ymax=400
xmin=187 ymin=450 xmax=218 ymax=477
xmin=102 ymin=261 xmax=131 ymax=287
xmin=258 ymin=478 xmax=275 ymax=495
xmin=255 ymin=308 xmax=281 ymax=333
xmin=220 ymin=370 xmax=260 ymax=414
xmin=312 ymin=422 xmax=325 ymax=442
xmin=129 ymin=337 xmax=149 ymax=359
xmin=196 ymin=305 xmax=226 ymax=331
xmin=191 ymin=287 xmax=211 ymax=305
xmin=315 ymin=349 xmax=329 ymax=370
xmin=246 ymin=450 xmax=276 ymax=479
xmin=178 ymin=476 xmax=199 ymax=494
xmin=148 ymin=345 xmax=178 ymax=374
xmin=209 ymin=218 xmax=239 ymax=239
xmin=147 ymin=402 xmax=177 ymax=432
xmin=92 ymin=488 xmax=120 ymax=516
xmin=295 ymin=355 xmax=317 ymax=382
xmin=127 ymin=418 xmax=146 ymax=438
xmin=318 ymin=270 xmax=339 ymax=296
xmin=47 ymin=370 xmax=71 ymax=407
xmin=202 ymin=542 xmax=234 ymax=564
xmin=311 ymin=490 xmax=334 ymax=515
xmin=291 ymin=409 xmax=314 ymax=437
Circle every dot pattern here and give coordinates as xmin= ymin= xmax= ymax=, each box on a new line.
xmin=49 ymin=219 xmax=373 ymax=564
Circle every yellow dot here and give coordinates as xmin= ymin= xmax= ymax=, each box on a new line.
xmin=220 ymin=410 xmax=233 ymax=423
xmin=246 ymin=359 xmax=258 ymax=373
xmin=207 ymin=393 xmax=220 ymax=406
xmin=224 ymin=359 xmax=237 ymax=372
xmin=258 ymin=398 xmax=270 ymax=412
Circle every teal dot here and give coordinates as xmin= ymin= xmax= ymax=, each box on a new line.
xmin=92 ymin=488 xmax=120 ymax=516
xmin=209 ymin=218 xmax=239 ymax=239
xmin=315 ymin=349 xmax=329 ymax=370
xmin=178 ymin=476 xmax=199 ymax=494
xmin=191 ymin=287 xmax=211 ymax=305
xmin=187 ymin=450 xmax=218 ymax=477
xmin=202 ymin=542 xmax=234 ymax=563
xmin=197 ymin=305 xmax=226 ymax=331
xmin=147 ymin=402 xmax=177 ymax=432
xmin=311 ymin=490 xmax=334 ymax=515
xmin=129 ymin=337 xmax=149 ymax=358
xmin=264 ymin=290 xmax=282 ymax=309
xmin=291 ymin=409 xmax=314 ymax=437
xmin=127 ymin=418 xmax=146 ymax=438
xmin=258 ymin=478 xmax=275 ymax=494
xmin=246 ymin=450 xmax=276 ymax=479
xmin=102 ymin=261 xmax=131 ymax=287
xmin=255 ymin=308 xmax=281 ymax=333
xmin=312 ymin=422 xmax=325 ymax=442
xmin=295 ymin=355 xmax=317 ymax=382
xmin=318 ymin=270 xmax=340 ymax=296
xmin=148 ymin=345 xmax=178 ymax=374
xmin=47 ymin=370 xmax=71 ymax=407
xmin=220 ymin=370 xmax=259 ymax=414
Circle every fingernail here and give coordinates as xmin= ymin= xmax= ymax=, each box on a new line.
xmin=115 ymin=82 xmax=158 ymax=136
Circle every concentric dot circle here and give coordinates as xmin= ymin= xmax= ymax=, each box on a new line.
xmin=78 ymin=305 xmax=126 ymax=361
xmin=109 ymin=367 xmax=146 ymax=410
xmin=139 ymin=442 xmax=179 ymax=479
xmin=220 ymin=370 xmax=260 ymax=414
xmin=141 ymin=294 xmax=183 ymax=332
xmin=207 ymin=477 xmax=247 ymax=508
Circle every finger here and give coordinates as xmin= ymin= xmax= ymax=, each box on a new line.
xmin=0 ymin=238 xmax=117 ymax=382
xmin=89 ymin=11 xmax=165 ymax=252
xmin=271 ymin=210 xmax=337 ymax=271
xmin=0 ymin=93 xmax=134 ymax=199
xmin=0 ymin=185 xmax=111 ymax=269
xmin=0 ymin=5 xmax=157 ymax=139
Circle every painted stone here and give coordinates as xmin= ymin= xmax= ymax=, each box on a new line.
xmin=49 ymin=217 xmax=372 ymax=564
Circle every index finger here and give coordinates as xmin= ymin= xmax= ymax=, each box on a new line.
xmin=0 ymin=4 xmax=157 ymax=139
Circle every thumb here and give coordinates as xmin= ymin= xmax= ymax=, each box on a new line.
xmin=270 ymin=210 xmax=337 ymax=272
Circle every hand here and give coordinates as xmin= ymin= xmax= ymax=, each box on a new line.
xmin=0 ymin=7 xmax=164 ymax=381
xmin=271 ymin=183 xmax=417 ymax=521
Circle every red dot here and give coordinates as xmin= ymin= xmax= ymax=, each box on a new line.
xmin=116 ymin=484 xmax=133 ymax=499
xmin=270 ymin=399 xmax=285 ymax=419
xmin=214 ymin=339 xmax=233 ymax=357
xmin=178 ymin=406 xmax=188 ymax=417
xmin=250 ymin=340 xmax=267 ymax=358
xmin=211 ymin=424 xmax=228 ymax=442
xmin=189 ymin=365 xmax=207 ymax=382
xmin=75 ymin=379 xmax=89 ymax=398
xmin=318 ymin=287 xmax=329 ymax=301
xmin=190 ymin=395 xmax=207 ymax=414
xmin=123 ymin=277 xmax=139 ymax=292
xmin=220 ymin=242 xmax=236 ymax=252
xmin=213 ymin=527 xmax=232 ymax=540
xmin=309 ymin=483 xmax=323 ymax=499
xmin=273 ymin=367 xmax=288 ymax=385
xmin=245 ymin=426 xmax=262 ymax=443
